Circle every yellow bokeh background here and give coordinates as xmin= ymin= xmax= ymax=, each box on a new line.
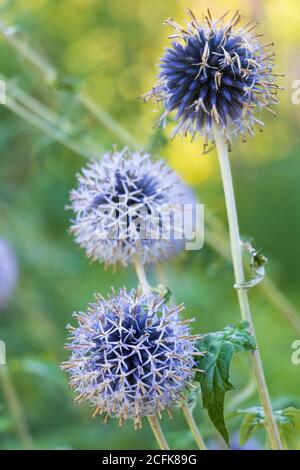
xmin=1 ymin=0 xmax=300 ymax=450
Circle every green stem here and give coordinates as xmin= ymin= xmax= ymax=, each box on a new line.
xmin=133 ymin=257 xmax=152 ymax=294
xmin=204 ymin=225 xmax=300 ymax=335
xmin=182 ymin=402 xmax=207 ymax=450
xmin=147 ymin=415 xmax=170 ymax=450
xmin=79 ymin=93 xmax=141 ymax=151
xmin=5 ymin=95 xmax=95 ymax=160
xmin=0 ymin=74 xmax=102 ymax=156
xmin=0 ymin=365 xmax=35 ymax=449
xmin=260 ymin=277 xmax=300 ymax=335
xmin=214 ymin=127 xmax=283 ymax=450
xmin=133 ymin=258 xmax=170 ymax=450
xmin=0 ymin=20 xmax=57 ymax=83
xmin=0 ymin=20 xmax=140 ymax=149
xmin=134 ymin=258 xmax=207 ymax=451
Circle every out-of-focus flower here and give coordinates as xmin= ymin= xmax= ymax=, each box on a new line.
xmin=143 ymin=9 xmax=280 ymax=147
xmin=0 ymin=237 xmax=18 ymax=310
xmin=68 ymin=148 xmax=195 ymax=266
xmin=62 ymin=288 xmax=198 ymax=428
xmin=208 ymin=432 xmax=262 ymax=450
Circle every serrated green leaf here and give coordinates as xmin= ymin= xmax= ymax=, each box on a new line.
xmin=198 ymin=340 xmax=234 ymax=444
xmin=282 ymin=407 xmax=300 ymax=429
xmin=211 ymin=322 xmax=257 ymax=352
xmin=230 ymin=406 xmax=300 ymax=449
xmin=196 ymin=323 xmax=256 ymax=445
xmin=239 ymin=412 xmax=262 ymax=445
xmin=228 ymin=407 xmax=265 ymax=446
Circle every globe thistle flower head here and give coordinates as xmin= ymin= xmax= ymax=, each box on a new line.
xmin=69 ymin=148 xmax=195 ymax=266
xmin=62 ymin=288 xmax=199 ymax=428
xmin=144 ymin=9 xmax=281 ymax=147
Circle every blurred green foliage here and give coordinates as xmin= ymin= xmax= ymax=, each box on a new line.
xmin=0 ymin=0 xmax=300 ymax=450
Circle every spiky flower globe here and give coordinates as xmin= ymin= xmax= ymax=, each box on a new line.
xmin=144 ymin=9 xmax=280 ymax=146
xmin=62 ymin=288 xmax=198 ymax=428
xmin=69 ymin=148 xmax=195 ymax=266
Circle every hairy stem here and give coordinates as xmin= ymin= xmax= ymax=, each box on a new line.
xmin=214 ymin=127 xmax=283 ymax=450
xmin=147 ymin=415 xmax=170 ymax=450
xmin=0 ymin=366 xmax=35 ymax=450
xmin=134 ymin=258 xmax=207 ymax=451
xmin=182 ymin=402 xmax=207 ymax=450
xmin=133 ymin=258 xmax=170 ymax=450
xmin=133 ymin=258 xmax=152 ymax=294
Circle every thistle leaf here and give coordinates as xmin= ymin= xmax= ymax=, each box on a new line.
xmin=230 ymin=406 xmax=300 ymax=449
xmin=196 ymin=322 xmax=256 ymax=445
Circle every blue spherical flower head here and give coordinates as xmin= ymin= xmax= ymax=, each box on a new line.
xmin=62 ymin=288 xmax=199 ymax=428
xmin=144 ymin=9 xmax=281 ymax=147
xmin=69 ymin=148 xmax=195 ymax=266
